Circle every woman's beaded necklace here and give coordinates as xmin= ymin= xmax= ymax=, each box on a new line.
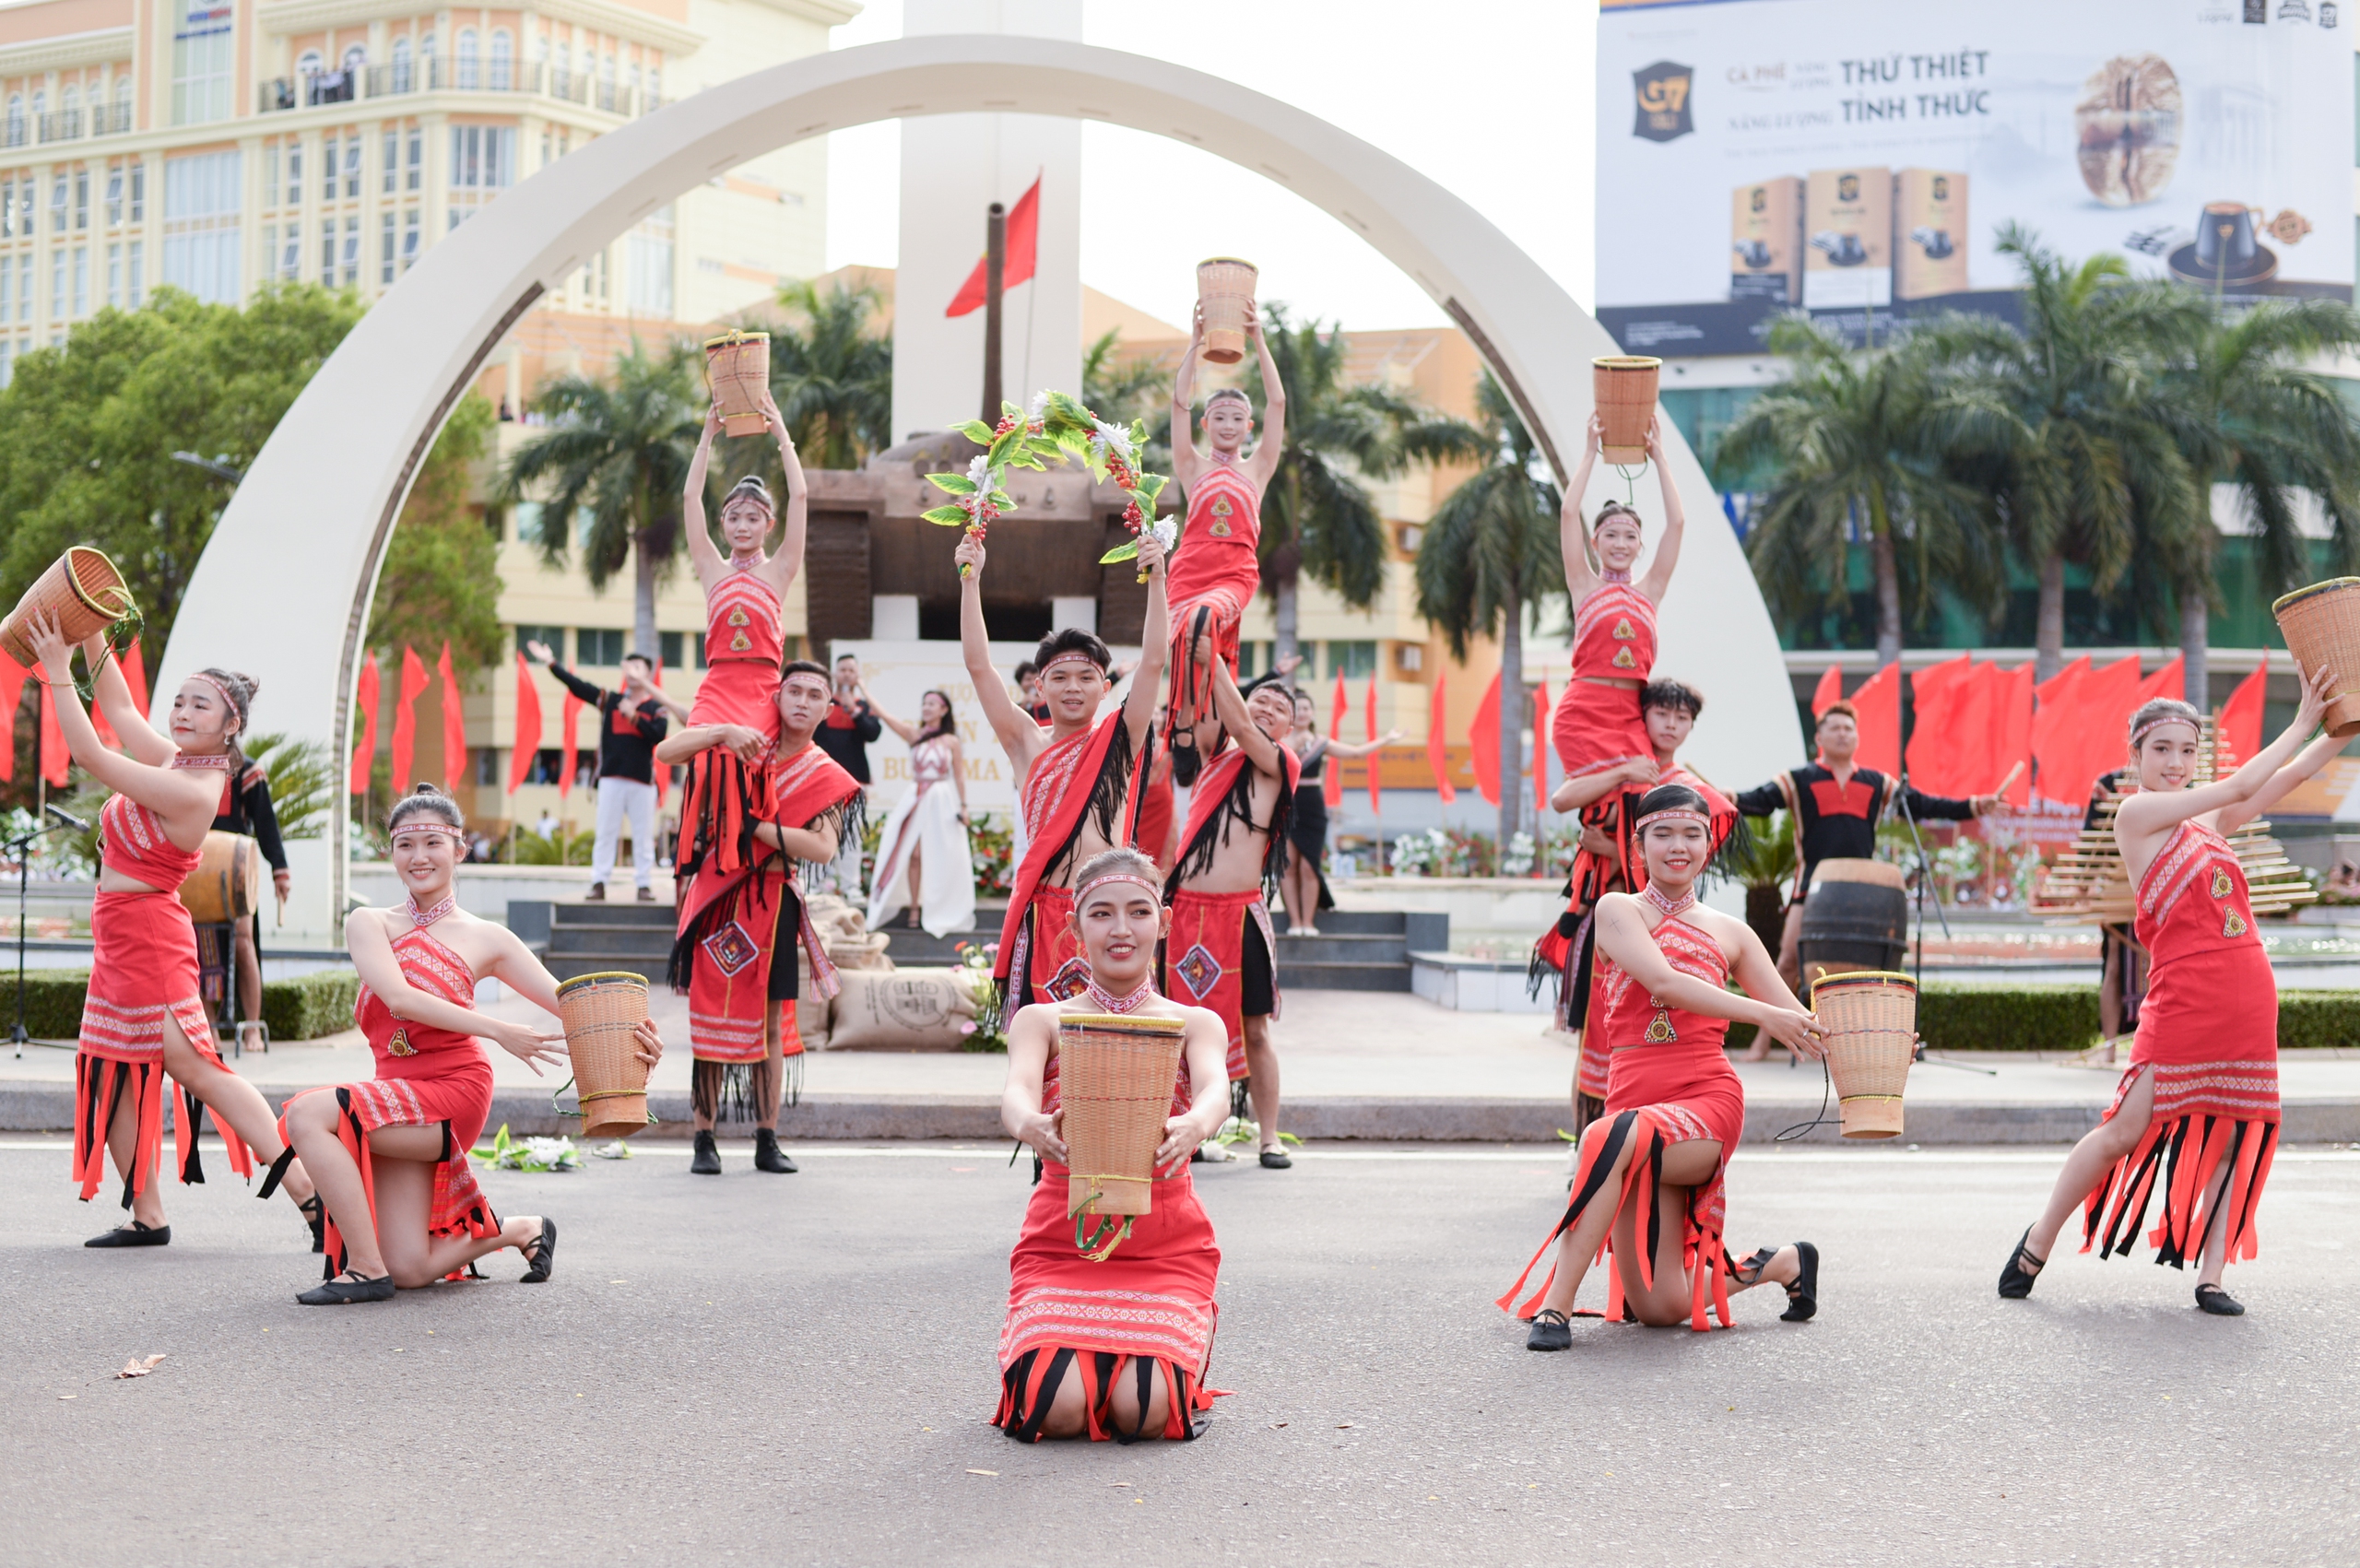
xmin=1082 ymin=976 xmax=1155 ymax=1014
xmin=407 ymin=892 xmax=456 ymax=928
xmin=1642 ymin=880 xmax=1697 ymax=921
xmin=1599 ymin=565 xmax=1633 ymax=584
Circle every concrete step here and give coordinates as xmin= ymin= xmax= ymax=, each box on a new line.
xmin=551 ymin=902 xmax=678 ymax=926
xmin=544 ymin=951 xmax=668 ymax=984
xmin=1274 ymin=931 xmax=1406 ymax=964
xmin=548 ymin=924 xmax=678 ymax=958
xmin=1275 ymin=959 xmax=1414 ymax=993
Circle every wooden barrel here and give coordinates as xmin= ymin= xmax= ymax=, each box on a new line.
xmin=1057 ymin=1012 xmax=1186 ymax=1224
xmin=702 ymin=330 xmax=772 ymax=438
xmin=1811 ymin=970 xmax=1918 ymax=1138
xmin=2272 ymin=577 xmax=2360 ymax=737
xmin=1800 ymin=858 xmax=1906 ymax=978
xmin=1593 ymin=356 xmax=1661 ymax=466
xmin=178 ymin=831 xmax=262 ymax=924
xmin=0 ymin=547 xmax=136 ymax=668
xmin=1196 ymin=257 xmax=1259 ymax=364
xmin=557 ymin=971 xmax=653 ymax=1138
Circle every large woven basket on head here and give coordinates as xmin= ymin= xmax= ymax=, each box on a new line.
xmin=179 ymin=831 xmax=263 ymax=925
xmin=1058 ymin=1012 xmax=1186 ymax=1222
xmin=0 ymin=547 xmax=136 ymax=668
xmin=703 ymin=330 xmax=772 ymax=438
xmin=2272 ymin=577 xmax=2360 ymax=737
xmin=1811 ymin=971 xmax=1917 ymax=1139
xmin=557 ymin=971 xmax=653 ymax=1138
xmin=1196 ymin=257 xmax=1259 ymax=364
xmin=1593 ymin=356 xmax=1662 ymax=466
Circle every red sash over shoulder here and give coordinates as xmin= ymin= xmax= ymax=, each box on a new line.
xmin=995 ymin=713 xmax=1133 ymax=993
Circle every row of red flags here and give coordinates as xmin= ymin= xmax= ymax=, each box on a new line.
xmin=1308 ymin=666 xmax=1549 ymax=822
xmin=1812 ymin=652 xmax=2272 ymax=809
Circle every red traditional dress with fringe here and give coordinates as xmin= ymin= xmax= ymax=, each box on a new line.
xmin=1160 ymin=740 xmax=1298 ymax=1079
xmin=267 ymin=923 xmax=501 ymax=1279
xmin=2081 ymin=819 xmax=2280 ymax=1269
xmin=996 ymin=1004 xmax=1222 ymax=1443
xmin=1502 ymin=909 xmax=1745 ymax=1332
xmin=1549 ymin=572 xmax=1655 ymax=780
xmin=73 ymin=756 xmax=254 ymax=1207
xmin=995 ymin=713 xmax=1138 ymax=1005
xmin=672 ymin=738 xmax=861 ymax=1075
xmin=1163 ymin=456 xmax=1261 ymax=740
xmin=674 ymin=569 xmax=784 ymax=880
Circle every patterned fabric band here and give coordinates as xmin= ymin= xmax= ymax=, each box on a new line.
xmin=1075 ymin=871 xmax=1162 ymax=911
xmin=1039 ymin=651 xmax=1104 ymax=679
xmin=1643 ymin=880 xmax=1698 ymax=917
xmin=407 ymin=893 xmax=456 ymax=927
xmin=2130 ymin=714 xmax=2201 ymax=749
xmin=1599 ymin=567 xmax=1633 ymax=584
xmin=1634 ymin=808 xmax=1710 ymax=834
xmin=169 ymin=751 xmax=231 ymax=771
xmin=1081 ymin=977 xmax=1157 ymax=1014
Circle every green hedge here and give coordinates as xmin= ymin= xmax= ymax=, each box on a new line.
xmin=4 ymin=966 xmax=362 ymax=1043
xmin=1727 ymin=984 xmax=2360 ymax=1052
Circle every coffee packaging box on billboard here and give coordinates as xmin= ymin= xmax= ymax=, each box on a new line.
xmin=1894 ymin=170 xmax=1970 ymax=300
xmin=1803 ymin=166 xmax=1892 ymax=309
xmin=1730 ymin=178 xmax=1805 ymax=303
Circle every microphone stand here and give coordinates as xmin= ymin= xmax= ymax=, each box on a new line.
xmin=1895 ymin=725 xmax=1996 ymax=1078
xmin=9 ymin=809 xmax=80 ymax=1057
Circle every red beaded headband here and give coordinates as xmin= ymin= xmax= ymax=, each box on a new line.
xmin=1075 ymin=871 xmax=1162 ymax=911
xmin=2130 ymin=713 xmax=2200 ymax=748
xmin=1634 ymin=808 xmax=1710 ymax=834
xmin=1040 ymin=651 xmax=1104 ymax=678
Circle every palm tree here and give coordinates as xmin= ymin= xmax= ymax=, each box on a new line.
xmin=1413 ymin=373 xmax=1560 ymax=845
xmin=502 ymin=339 xmax=703 ymax=658
xmin=766 ymin=277 xmax=891 ymax=469
xmin=1715 ymin=313 xmax=2005 ymax=666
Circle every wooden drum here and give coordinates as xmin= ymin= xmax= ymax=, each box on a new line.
xmin=1810 ymin=970 xmax=1918 ymax=1138
xmin=1800 ymin=857 xmax=1907 ymax=982
xmin=556 ymin=971 xmax=653 ymax=1138
xmin=179 ymin=831 xmax=263 ymax=925
xmin=1593 ymin=356 xmax=1662 ymax=466
xmin=1196 ymin=257 xmax=1259 ymax=364
xmin=0 ymin=546 xmax=136 ymax=667
xmin=703 ymin=330 xmax=772 ymax=438
xmin=2272 ymin=577 xmax=2360 ymax=737
xmin=1057 ymin=1012 xmax=1186 ymax=1226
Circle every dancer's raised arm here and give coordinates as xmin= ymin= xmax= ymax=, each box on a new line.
xmin=1243 ymin=314 xmax=1285 ymax=490
xmin=84 ymin=634 xmax=173 ymax=765
xmin=956 ymin=534 xmax=1037 ymax=759
xmin=1560 ymin=412 xmax=1605 ymax=597
xmin=753 ymin=389 xmax=806 ymax=604
xmin=684 ymin=406 xmax=725 ymax=589
xmin=1171 ymin=307 xmax=1207 ymax=492
xmin=1120 ymin=532 xmax=1170 ymax=752
xmin=1636 ymin=418 xmax=1684 ymax=605
xmin=2117 ymin=664 xmax=2330 ymax=862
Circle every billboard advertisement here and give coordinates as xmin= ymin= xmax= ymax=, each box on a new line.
xmin=1597 ymin=0 xmax=2354 ymax=356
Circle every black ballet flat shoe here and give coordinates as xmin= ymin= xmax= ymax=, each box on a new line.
xmin=1780 ymin=1241 xmax=1819 ymax=1323
xmin=296 ymin=1269 xmax=394 ymax=1305
xmin=519 ymin=1218 xmax=557 ymax=1283
xmin=2195 ymin=1283 xmax=2246 ymax=1317
xmin=1525 ymin=1308 xmax=1574 ymax=1352
xmin=753 ymin=1129 xmax=796 ymax=1174
xmin=85 ymin=1220 xmax=170 ymax=1248
xmin=1998 ymin=1226 xmax=2046 ymax=1300
xmin=299 ymin=1195 xmax=325 ymax=1254
xmin=690 ymin=1130 xmax=722 ymax=1175
xmin=1258 ymin=1146 xmax=1292 ymax=1170
xmin=1170 ymin=730 xmax=1201 ymax=787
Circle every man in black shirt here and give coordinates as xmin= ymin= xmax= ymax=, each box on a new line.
xmin=1733 ymin=698 xmax=2000 ymax=997
xmin=527 ymin=641 xmax=690 ymax=902
xmin=815 ymin=654 xmax=883 ymax=896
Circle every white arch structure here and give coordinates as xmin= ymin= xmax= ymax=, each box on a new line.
xmin=160 ymin=34 xmax=1800 ymax=937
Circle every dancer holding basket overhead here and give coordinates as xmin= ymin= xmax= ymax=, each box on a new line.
xmin=271 ymin=784 xmax=663 ymax=1303
xmin=23 ymin=614 xmax=322 ymax=1250
xmin=1162 ymin=305 xmax=1283 ymax=787
xmin=2000 ymin=676 xmax=2342 ymax=1316
xmin=1502 ymin=782 xmax=1827 ymax=1348
xmin=997 ymin=847 xmax=1233 ymax=1443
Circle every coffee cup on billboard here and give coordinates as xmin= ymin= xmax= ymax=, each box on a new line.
xmin=2169 ymin=200 xmax=2278 ymax=285
xmin=1733 ymin=239 xmax=1774 ymax=269
xmin=1908 ymin=227 xmax=1954 ymax=260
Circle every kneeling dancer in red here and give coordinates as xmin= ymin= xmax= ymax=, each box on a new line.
xmin=27 ymin=613 xmax=321 ymax=1249
xmin=1503 ymin=783 xmax=1826 ymax=1348
xmin=996 ymin=847 xmax=1233 ymax=1441
xmin=273 ymin=785 xmax=663 ymax=1303
xmin=2000 ymin=678 xmax=2341 ymax=1316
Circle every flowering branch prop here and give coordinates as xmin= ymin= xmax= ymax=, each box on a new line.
xmin=924 ymin=393 xmax=1173 ymax=581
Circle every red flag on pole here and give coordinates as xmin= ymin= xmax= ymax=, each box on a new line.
xmin=557 ymin=690 xmax=586 ymax=803
xmin=1426 ymin=674 xmax=1456 ymax=804
xmin=1532 ymin=678 xmax=1552 ymax=826
xmin=1363 ymin=674 xmax=1382 ymax=815
xmin=946 ymin=173 xmax=1042 ymax=317
xmin=0 ymin=652 xmax=24 ymax=782
xmin=509 ymin=653 xmax=543 ymax=795
xmin=1990 ymin=663 xmax=2035 ymax=806
xmin=1325 ymin=670 xmax=1347 ymax=809
xmin=436 ymin=642 xmax=467 ymax=794
xmin=2217 ymin=653 xmax=2267 ymax=771
xmin=1469 ymin=669 xmax=1503 ymax=807
xmin=1811 ymin=664 xmax=1844 ymax=718
xmin=2030 ymin=656 xmax=2091 ymax=805
xmin=37 ymin=665 xmax=66 ymax=786
xmin=349 ymin=651 xmax=380 ymax=796
xmin=1904 ymin=654 xmax=1975 ymax=796
xmin=390 ymin=645 xmax=430 ymax=794
xmin=1849 ymin=662 xmax=1902 ymax=775
xmin=119 ymin=639 xmax=148 ymax=719
xmin=2046 ymin=654 xmax=2142 ymax=808
xmin=2137 ymin=654 xmax=2185 ymax=707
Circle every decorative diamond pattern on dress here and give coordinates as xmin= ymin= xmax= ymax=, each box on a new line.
xmin=386 ymin=1027 xmax=416 ymax=1057
xmin=2222 ymin=911 xmax=2248 ymax=938
xmin=702 ymin=920 xmax=760 ymax=977
xmin=1174 ymin=944 xmax=1223 ymax=1000
xmin=1044 ymin=957 xmax=1093 ymax=1002
xmin=1644 ymin=1003 xmax=1678 ymax=1043
xmin=1611 ymin=646 xmax=1638 ymax=669
xmin=2211 ymin=867 xmax=2233 ymax=900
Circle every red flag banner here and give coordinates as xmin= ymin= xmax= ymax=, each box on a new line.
xmin=2036 ymin=654 xmax=2141 ymax=808
xmin=1532 ymin=678 xmax=1551 ymax=827
xmin=2136 ymin=654 xmax=2185 ymax=708
xmin=1364 ymin=674 xmax=1382 ymax=816
xmin=120 ymin=639 xmax=148 ymax=719
xmin=436 ymin=642 xmax=467 ymax=795
xmin=1811 ymin=664 xmax=1844 ymax=717
xmin=1990 ymin=663 xmax=2035 ymax=806
xmin=2030 ymin=656 xmax=2090 ymax=804
xmin=37 ymin=665 xmax=66 ymax=786
xmin=2217 ymin=654 xmax=2267 ymax=772
xmin=1850 ymin=662 xmax=1902 ymax=776
xmin=1904 ymin=654 xmax=1975 ymax=796
xmin=390 ymin=645 xmax=430 ymax=795
xmin=509 ymin=652 xmax=543 ymax=795
xmin=0 ymin=652 xmax=24 ymax=782
xmin=557 ymin=690 xmax=586 ymax=802
xmin=349 ymin=652 xmax=381 ymax=796
xmin=946 ymin=174 xmax=1042 ymax=318
xmin=1469 ymin=669 xmax=1503 ymax=807
xmin=1325 ymin=671 xmax=1347 ymax=809
xmin=1427 ymin=675 xmax=1456 ymax=804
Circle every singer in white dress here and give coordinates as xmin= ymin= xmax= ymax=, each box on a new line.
xmin=867 ymin=690 xmax=977 ymax=937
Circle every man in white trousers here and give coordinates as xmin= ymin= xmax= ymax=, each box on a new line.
xmin=527 ymin=640 xmax=691 ymax=902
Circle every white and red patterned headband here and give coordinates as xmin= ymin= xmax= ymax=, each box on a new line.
xmin=1075 ymin=871 xmax=1162 ymax=911
xmin=2130 ymin=714 xmax=2201 ymax=748
xmin=1040 ymin=651 xmax=1104 ymax=679
xmin=187 ymin=671 xmax=246 ymax=732
xmin=1634 ymin=808 xmax=1710 ymax=835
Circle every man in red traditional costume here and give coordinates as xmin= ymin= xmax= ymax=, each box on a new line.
xmin=659 ymin=660 xmax=863 ymax=1177
xmin=1161 ymin=666 xmax=1298 ymax=1167
xmin=272 ymin=785 xmax=663 ymax=1303
xmin=1162 ymin=306 xmax=1284 ymax=786
xmin=996 ymin=846 xmax=1233 ymax=1441
xmin=2000 ymin=679 xmax=2340 ymax=1316
xmin=957 ymin=528 xmax=1169 ymax=1008
xmin=1536 ymin=678 xmax=1738 ymax=1133
xmin=27 ymin=615 xmax=322 ymax=1251
xmin=674 ymin=388 xmax=808 ymax=881
xmin=1501 ymin=784 xmax=1825 ymax=1349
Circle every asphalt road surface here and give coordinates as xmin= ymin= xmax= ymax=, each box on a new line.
xmin=3 ymin=1138 xmax=2354 ymax=1567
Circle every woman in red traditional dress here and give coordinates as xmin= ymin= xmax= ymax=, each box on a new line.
xmin=1162 ymin=304 xmax=1284 ymax=785
xmin=676 ymin=387 xmax=808 ymax=879
xmin=1502 ymin=784 xmax=1824 ymax=1349
xmin=26 ymin=615 xmax=321 ymax=1249
xmin=274 ymin=784 xmax=664 ymax=1303
xmin=996 ymin=847 xmax=1233 ymax=1442
xmin=1552 ymin=412 xmax=1684 ymax=784
xmin=2000 ymin=677 xmax=2339 ymax=1316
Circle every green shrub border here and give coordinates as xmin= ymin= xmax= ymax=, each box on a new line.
xmin=4 ymin=966 xmax=361 ymax=1043
xmin=1726 ymin=984 xmax=2360 ymax=1053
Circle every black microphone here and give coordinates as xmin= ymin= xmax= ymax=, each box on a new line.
xmin=43 ymin=804 xmax=87 ymax=831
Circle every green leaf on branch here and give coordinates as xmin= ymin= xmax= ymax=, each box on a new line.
xmin=1099 ymin=538 xmax=1141 ymax=564
xmin=926 ymin=472 xmax=977 ymax=495
xmin=921 ymin=504 xmax=973 ymax=526
xmin=953 ymin=419 xmax=996 ymax=444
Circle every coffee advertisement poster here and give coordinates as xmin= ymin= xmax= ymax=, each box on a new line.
xmin=1596 ymin=0 xmax=2353 ymax=356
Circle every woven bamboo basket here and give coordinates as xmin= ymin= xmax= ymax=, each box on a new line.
xmin=2272 ymin=577 xmax=2360 ymax=737
xmin=703 ymin=330 xmax=772 ymax=437
xmin=1593 ymin=356 xmax=1662 ymax=466
xmin=0 ymin=546 xmax=136 ymax=668
xmin=1057 ymin=1012 xmax=1186 ymax=1220
xmin=1196 ymin=257 xmax=1259 ymax=364
xmin=1811 ymin=970 xmax=1917 ymax=1139
xmin=557 ymin=971 xmax=653 ymax=1138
